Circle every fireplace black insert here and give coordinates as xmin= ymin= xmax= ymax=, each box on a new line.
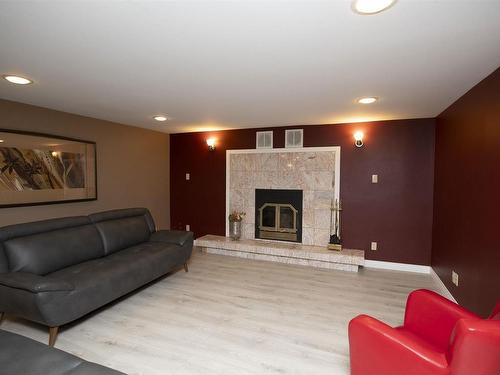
xmin=255 ymin=189 xmax=303 ymax=243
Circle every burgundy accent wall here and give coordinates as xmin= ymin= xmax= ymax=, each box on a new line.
xmin=432 ymin=67 xmax=500 ymax=317
xmin=171 ymin=118 xmax=435 ymax=265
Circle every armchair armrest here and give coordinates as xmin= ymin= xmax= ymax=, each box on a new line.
xmin=349 ymin=315 xmax=449 ymax=375
xmin=448 ymin=319 xmax=500 ymax=375
xmin=0 ymin=272 xmax=75 ymax=293
xmin=149 ymin=230 xmax=193 ymax=246
xmin=403 ymin=289 xmax=479 ymax=351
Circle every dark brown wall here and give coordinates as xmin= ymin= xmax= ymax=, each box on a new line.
xmin=171 ymin=118 xmax=435 ymax=265
xmin=0 ymin=99 xmax=170 ymax=229
xmin=432 ymin=67 xmax=500 ymax=317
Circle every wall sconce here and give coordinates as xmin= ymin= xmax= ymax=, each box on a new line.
xmin=354 ymin=131 xmax=364 ymax=147
xmin=206 ymin=138 xmax=216 ymax=151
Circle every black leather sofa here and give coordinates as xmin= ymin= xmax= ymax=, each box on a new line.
xmin=0 ymin=208 xmax=193 ymax=346
xmin=0 ymin=329 xmax=125 ymax=375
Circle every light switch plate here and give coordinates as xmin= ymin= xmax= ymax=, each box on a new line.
xmin=371 ymin=242 xmax=378 ymax=251
xmin=452 ymin=271 xmax=459 ymax=286
xmin=186 ymin=224 xmax=190 ymax=231
xmin=372 ymin=174 xmax=378 ymax=183
xmin=186 ymin=173 xmax=190 ymax=180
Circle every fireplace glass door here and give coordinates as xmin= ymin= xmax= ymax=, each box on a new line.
xmin=259 ymin=203 xmax=298 ymax=241
xmin=255 ymin=189 xmax=303 ymax=243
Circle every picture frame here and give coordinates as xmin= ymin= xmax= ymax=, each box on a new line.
xmin=0 ymin=129 xmax=97 ymax=208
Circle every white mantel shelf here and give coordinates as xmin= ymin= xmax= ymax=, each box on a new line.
xmin=194 ymin=235 xmax=365 ymax=272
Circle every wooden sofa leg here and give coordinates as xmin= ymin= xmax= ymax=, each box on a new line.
xmin=49 ymin=326 xmax=59 ymax=347
xmin=184 ymin=262 xmax=189 ymax=272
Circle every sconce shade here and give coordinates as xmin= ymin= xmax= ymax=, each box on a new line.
xmin=207 ymin=138 xmax=216 ymax=151
xmin=354 ymin=131 xmax=364 ymax=147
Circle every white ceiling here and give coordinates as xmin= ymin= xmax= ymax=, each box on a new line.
xmin=1 ymin=1 xmax=500 ymax=134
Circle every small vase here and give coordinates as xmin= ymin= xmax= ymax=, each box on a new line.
xmin=229 ymin=220 xmax=242 ymax=240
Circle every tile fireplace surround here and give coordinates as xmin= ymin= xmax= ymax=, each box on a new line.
xmin=226 ymin=147 xmax=340 ymax=246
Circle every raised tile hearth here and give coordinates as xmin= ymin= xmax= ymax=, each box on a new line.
xmin=195 ymin=235 xmax=365 ymax=272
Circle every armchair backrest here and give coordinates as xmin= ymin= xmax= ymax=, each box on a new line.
xmin=447 ymin=319 xmax=500 ymax=375
xmin=489 ymin=299 xmax=500 ymax=320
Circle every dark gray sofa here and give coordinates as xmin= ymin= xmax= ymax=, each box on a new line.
xmin=0 ymin=329 xmax=125 ymax=375
xmin=0 ymin=208 xmax=193 ymax=346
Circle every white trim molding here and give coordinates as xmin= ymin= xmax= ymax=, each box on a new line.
xmin=364 ymin=260 xmax=431 ymax=274
xmin=430 ymin=267 xmax=458 ymax=302
xmin=364 ymin=261 xmax=458 ymax=302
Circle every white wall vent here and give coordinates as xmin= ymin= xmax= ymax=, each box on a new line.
xmin=285 ymin=129 xmax=303 ymax=148
xmin=256 ymin=131 xmax=273 ymax=149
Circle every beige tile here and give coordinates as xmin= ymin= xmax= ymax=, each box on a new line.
xmin=230 ymin=171 xmax=254 ymax=189
xmin=255 ymin=171 xmax=279 ymax=189
xmin=314 ymin=151 xmax=336 ymax=172
xmin=302 ymin=207 xmax=315 ymax=228
xmin=314 ymin=209 xmax=331 ymax=230
xmin=312 ymin=190 xmax=333 ymax=209
xmin=242 ymin=223 xmax=255 ymax=239
xmin=229 ymin=189 xmax=245 ymax=212
xmin=255 ymin=153 xmax=279 ymax=171
xmin=303 ymin=171 xmax=333 ymax=190
xmin=313 ymin=228 xmax=331 ymax=246
xmin=302 ymin=228 xmax=314 ymax=245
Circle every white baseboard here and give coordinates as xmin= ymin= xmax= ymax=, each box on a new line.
xmin=430 ymin=267 xmax=457 ymax=303
xmin=364 ymin=260 xmax=431 ymax=274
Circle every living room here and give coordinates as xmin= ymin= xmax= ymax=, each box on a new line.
xmin=0 ymin=1 xmax=499 ymax=374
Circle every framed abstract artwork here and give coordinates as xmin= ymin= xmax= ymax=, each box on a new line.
xmin=0 ymin=129 xmax=97 ymax=208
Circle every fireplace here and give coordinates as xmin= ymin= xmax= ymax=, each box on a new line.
xmin=255 ymin=189 xmax=303 ymax=243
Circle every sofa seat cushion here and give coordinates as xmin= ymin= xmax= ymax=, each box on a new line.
xmin=0 ymin=272 xmax=74 ymax=293
xmin=42 ymin=242 xmax=186 ymax=326
xmin=0 ymin=329 xmax=124 ymax=375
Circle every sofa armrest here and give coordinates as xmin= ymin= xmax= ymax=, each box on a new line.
xmin=0 ymin=272 xmax=75 ymax=293
xmin=403 ymin=289 xmax=479 ymax=351
xmin=149 ymin=230 xmax=193 ymax=246
xmin=349 ymin=314 xmax=449 ymax=375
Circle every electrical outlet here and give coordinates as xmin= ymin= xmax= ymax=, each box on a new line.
xmin=186 ymin=173 xmax=190 ymax=180
xmin=372 ymin=174 xmax=378 ymax=183
xmin=452 ymin=271 xmax=459 ymax=286
xmin=186 ymin=224 xmax=190 ymax=231
xmin=370 ymin=242 xmax=378 ymax=251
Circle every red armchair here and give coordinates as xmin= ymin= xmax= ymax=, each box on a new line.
xmin=348 ymin=289 xmax=500 ymax=375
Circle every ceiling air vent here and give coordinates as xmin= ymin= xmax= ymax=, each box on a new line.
xmin=256 ymin=131 xmax=273 ymax=149
xmin=285 ymin=129 xmax=303 ymax=148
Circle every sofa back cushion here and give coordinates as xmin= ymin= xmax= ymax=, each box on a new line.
xmin=0 ymin=245 xmax=8 ymax=274
xmin=89 ymin=208 xmax=155 ymax=255
xmin=0 ymin=217 xmax=105 ymax=275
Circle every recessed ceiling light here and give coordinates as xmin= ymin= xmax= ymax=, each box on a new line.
xmin=0 ymin=140 xmax=4 ymax=143
xmin=153 ymin=115 xmax=168 ymax=122
xmin=2 ymin=75 xmax=33 ymax=85
xmin=357 ymin=97 xmax=378 ymax=104
xmin=352 ymin=0 xmax=397 ymax=15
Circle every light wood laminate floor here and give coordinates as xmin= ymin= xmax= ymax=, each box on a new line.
xmin=2 ymin=249 xmax=441 ymax=375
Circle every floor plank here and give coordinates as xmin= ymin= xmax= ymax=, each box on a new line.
xmin=1 ymin=248 xmax=440 ymax=375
